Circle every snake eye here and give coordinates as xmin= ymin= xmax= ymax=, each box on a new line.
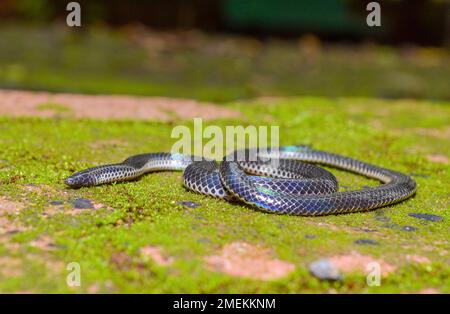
xmin=65 ymin=175 xmax=84 ymax=188
xmin=64 ymin=177 xmax=76 ymax=186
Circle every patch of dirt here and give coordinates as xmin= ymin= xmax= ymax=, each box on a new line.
xmin=0 ymin=197 xmax=27 ymax=236
xmin=402 ymin=243 xmax=448 ymax=257
xmin=0 ymin=89 xmax=239 ymax=121
xmin=1 ymin=241 xmax=21 ymax=253
xmin=86 ymin=280 xmax=115 ymax=293
xmin=204 ymin=242 xmax=295 ymax=281
xmin=426 ymin=154 xmax=448 ymax=164
xmin=42 ymin=205 xmax=65 ymax=216
xmin=303 ymin=221 xmax=376 ymax=235
xmin=405 ymin=254 xmax=431 ymax=264
xmin=62 ymin=206 xmax=105 ymax=216
xmin=0 ymin=196 xmax=24 ymax=215
xmin=140 ymin=245 xmax=174 ymax=266
xmin=389 ymin=127 xmax=450 ymax=140
xmin=22 ymin=184 xmax=69 ymax=200
xmin=20 ymin=185 xmax=109 ymax=216
xmin=368 ymin=119 xmax=383 ymax=129
xmin=13 ymin=290 xmax=35 ymax=294
xmin=110 ymin=252 xmax=135 ymax=271
xmin=0 ymin=224 xmax=27 ymax=257
xmin=304 ymin=221 xmax=341 ymax=232
xmin=438 ymin=250 xmax=448 ymax=257
xmin=43 ymin=201 xmax=109 ymax=216
xmin=328 ymin=251 xmax=396 ymax=277
xmin=29 ymin=235 xmax=58 ymax=251
xmin=411 ymin=127 xmax=450 ymax=140
xmin=43 ymin=259 xmax=65 ymax=274
xmin=22 ymin=184 xmax=52 ymax=193
xmin=87 ymin=283 xmax=101 ymax=294
xmin=419 ymin=288 xmax=440 ymax=294
xmin=0 ymin=256 xmax=23 ymax=277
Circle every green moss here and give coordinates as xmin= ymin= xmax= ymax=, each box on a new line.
xmin=0 ymin=97 xmax=449 ymax=293
xmin=35 ymin=102 xmax=72 ymax=114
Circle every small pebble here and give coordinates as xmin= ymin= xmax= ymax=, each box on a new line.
xmin=179 ymin=201 xmax=200 ymax=209
xmin=408 ymin=213 xmax=443 ymax=222
xmin=304 ymin=234 xmax=317 ymax=239
xmin=402 ymin=226 xmax=417 ymax=232
xmin=49 ymin=200 xmax=64 ymax=205
xmin=309 ymin=259 xmax=342 ymax=281
xmin=71 ymin=198 xmax=94 ymax=209
xmin=354 ymin=239 xmax=379 ymax=245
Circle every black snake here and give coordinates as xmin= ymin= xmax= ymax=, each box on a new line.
xmin=64 ymin=146 xmax=416 ymax=216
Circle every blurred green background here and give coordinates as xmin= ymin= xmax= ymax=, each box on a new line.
xmin=0 ymin=0 xmax=448 ymax=101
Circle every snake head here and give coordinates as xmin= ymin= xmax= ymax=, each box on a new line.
xmin=64 ymin=171 xmax=97 ymax=188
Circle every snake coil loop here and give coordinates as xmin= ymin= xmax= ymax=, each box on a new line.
xmin=65 ymin=147 xmax=416 ymax=216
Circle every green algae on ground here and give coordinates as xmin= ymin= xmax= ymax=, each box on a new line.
xmin=0 ymin=97 xmax=449 ymax=293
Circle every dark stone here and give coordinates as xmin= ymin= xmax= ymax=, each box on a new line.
xmin=354 ymin=239 xmax=379 ymax=245
xmin=309 ymin=259 xmax=342 ymax=281
xmin=179 ymin=201 xmax=200 ymax=209
xmin=5 ymin=229 xmax=20 ymax=235
xmin=49 ymin=200 xmax=64 ymax=205
xmin=71 ymin=198 xmax=94 ymax=209
xmin=402 ymin=226 xmax=417 ymax=232
xmin=304 ymin=234 xmax=316 ymax=239
xmin=408 ymin=213 xmax=443 ymax=222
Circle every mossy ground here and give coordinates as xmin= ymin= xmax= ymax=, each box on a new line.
xmin=0 ymin=24 xmax=448 ymax=293
xmin=0 ymin=97 xmax=448 ymax=293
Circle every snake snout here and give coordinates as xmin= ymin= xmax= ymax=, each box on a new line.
xmin=64 ymin=173 xmax=95 ymax=188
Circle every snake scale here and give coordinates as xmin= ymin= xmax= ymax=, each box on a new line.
xmin=65 ymin=146 xmax=416 ymax=216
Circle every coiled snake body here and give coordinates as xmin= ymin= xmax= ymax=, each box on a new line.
xmin=65 ymin=146 xmax=416 ymax=216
